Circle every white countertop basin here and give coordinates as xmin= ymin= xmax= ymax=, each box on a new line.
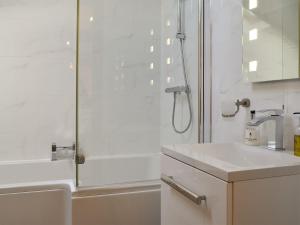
xmin=162 ymin=143 xmax=300 ymax=182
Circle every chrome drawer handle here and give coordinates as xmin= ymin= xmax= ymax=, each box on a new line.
xmin=161 ymin=174 xmax=206 ymax=205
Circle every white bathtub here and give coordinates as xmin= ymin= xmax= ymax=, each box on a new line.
xmin=0 ymin=159 xmax=74 ymax=186
xmin=73 ymin=181 xmax=161 ymax=225
xmin=0 ymin=183 xmax=72 ymax=225
xmin=78 ymin=153 xmax=161 ymax=187
xmin=0 ymin=153 xmax=160 ymax=188
xmin=0 ymin=154 xmax=161 ymax=225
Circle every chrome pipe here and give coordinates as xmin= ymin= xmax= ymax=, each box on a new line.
xmin=177 ymin=0 xmax=182 ymax=34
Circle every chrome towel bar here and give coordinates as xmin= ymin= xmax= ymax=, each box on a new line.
xmin=161 ymin=174 xmax=206 ymax=205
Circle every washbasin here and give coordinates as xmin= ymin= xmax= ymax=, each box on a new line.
xmin=162 ymin=143 xmax=300 ymax=182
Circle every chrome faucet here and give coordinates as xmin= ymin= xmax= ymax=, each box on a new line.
xmin=247 ymin=109 xmax=285 ymax=151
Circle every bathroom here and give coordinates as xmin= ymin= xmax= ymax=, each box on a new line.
xmin=1 ymin=0 xmax=300 ymax=224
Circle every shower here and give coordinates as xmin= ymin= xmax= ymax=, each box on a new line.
xmin=165 ymin=0 xmax=193 ymax=134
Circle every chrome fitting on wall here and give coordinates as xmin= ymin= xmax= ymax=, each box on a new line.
xmin=51 ymin=143 xmax=76 ymax=161
xmin=222 ymin=98 xmax=251 ymax=118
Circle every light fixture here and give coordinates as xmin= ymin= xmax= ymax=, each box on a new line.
xmin=150 ymin=80 xmax=154 ymax=86
xmin=249 ymin=60 xmax=258 ymax=72
xmin=69 ymin=63 xmax=73 ymax=70
xmin=89 ymin=17 xmax=94 ymax=22
xmin=249 ymin=0 xmax=258 ymax=10
xmin=167 ymin=76 xmax=171 ymax=83
xmin=150 ymin=63 xmax=154 ymax=70
xmin=249 ymin=28 xmax=258 ymax=41
xmin=166 ymin=57 xmax=171 ymax=65
xmin=166 ymin=20 xmax=171 ymax=27
xmin=150 ymin=45 xmax=154 ymax=53
xmin=166 ymin=38 xmax=171 ymax=46
xmin=150 ymin=29 xmax=154 ymax=36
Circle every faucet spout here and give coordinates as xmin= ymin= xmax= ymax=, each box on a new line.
xmin=247 ymin=110 xmax=284 ymax=151
xmin=247 ymin=115 xmax=280 ymax=126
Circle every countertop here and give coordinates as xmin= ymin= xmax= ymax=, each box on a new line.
xmin=162 ymin=143 xmax=300 ymax=182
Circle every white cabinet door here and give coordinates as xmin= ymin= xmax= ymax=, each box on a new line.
xmin=161 ymin=154 xmax=232 ymax=225
xmin=233 ymin=175 xmax=300 ymax=225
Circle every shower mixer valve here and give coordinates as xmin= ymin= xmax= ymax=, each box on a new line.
xmin=165 ymin=85 xmax=189 ymax=94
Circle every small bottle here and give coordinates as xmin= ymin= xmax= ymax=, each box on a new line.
xmin=244 ymin=110 xmax=260 ymax=146
xmin=294 ymin=113 xmax=300 ymax=156
xmin=244 ymin=127 xmax=260 ymax=146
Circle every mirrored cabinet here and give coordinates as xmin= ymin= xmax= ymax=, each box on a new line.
xmin=243 ymin=0 xmax=299 ymax=82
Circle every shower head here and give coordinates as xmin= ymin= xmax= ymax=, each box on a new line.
xmin=177 ymin=0 xmax=184 ymax=34
xmin=177 ymin=0 xmax=185 ymax=39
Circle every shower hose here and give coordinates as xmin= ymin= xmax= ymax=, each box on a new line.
xmin=171 ymin=37 xmax=193 ymax=134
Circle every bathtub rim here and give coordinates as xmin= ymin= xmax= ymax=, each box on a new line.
xmin=73 ymin=179 xmax=161 ymax=198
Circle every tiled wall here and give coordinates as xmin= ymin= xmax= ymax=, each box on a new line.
xmin=210 ymin=0 xmax=300 ymax=150
xmin=0 ymin=0 xmax=76 ymax=161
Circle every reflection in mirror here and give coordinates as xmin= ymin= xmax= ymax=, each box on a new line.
xmin=243 ymin=0 xmax=299 ymax=82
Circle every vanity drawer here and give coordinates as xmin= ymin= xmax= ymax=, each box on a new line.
xmin=161 ymin=154 xmax=232 ymax=225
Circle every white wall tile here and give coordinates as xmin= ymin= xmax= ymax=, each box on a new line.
xmin=0 ymin=0 xmax=76 ymax=161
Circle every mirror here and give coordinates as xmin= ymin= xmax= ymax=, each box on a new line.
xmin=243 ymin=0 xmax=299 ymax=82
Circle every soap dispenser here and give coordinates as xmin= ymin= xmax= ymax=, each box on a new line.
xmin=294 ymin=112 xmax=300 ymax=156
xmin=244 ymin=110 xmax=260 ymax=146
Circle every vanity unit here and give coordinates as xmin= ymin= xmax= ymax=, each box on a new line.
xmin=161 ymin=143 xmax=300 ymax=225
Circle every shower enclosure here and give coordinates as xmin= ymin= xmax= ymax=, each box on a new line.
xmin=0 ymin=0 xmax=203 ymax=188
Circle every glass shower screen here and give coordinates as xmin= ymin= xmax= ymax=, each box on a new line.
xmin=77 ymin=0 xmax=162 ymax=186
